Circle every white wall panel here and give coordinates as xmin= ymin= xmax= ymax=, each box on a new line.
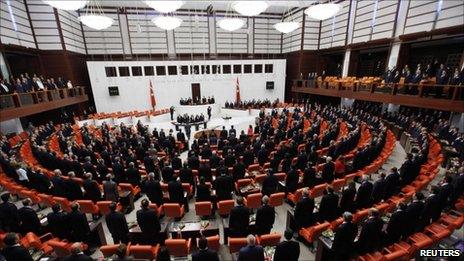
xmin=303 ymin=16 xmax=320 ymax=50
xmin=254 ymin=17 xmax=281 ymax=53
xmin=319 ymin=0 xmax=350 ymax=49
xmin=352 ymin=0 xmax=397 ymax=43
xmin=216 ymin=17 xmax=250 ymax=53
xmin=0 ymin=0 xmax=35 ymax=48
xmin=404 ymin=0 xmax=436 ymax=34
xmin=26 ymin=1 xmax=61 ymax=50
xmin=435 ymin=0 xmax=464 ymax=29
xmin=174 ymin=13 xmax=209 ymax=54
xmin=282 ymin=10 xmax=303 ymax=53
xmin=58 ymin=10 xmax=85 ymax=54
xmin=82 ymin=10 xmax=123 ymax=55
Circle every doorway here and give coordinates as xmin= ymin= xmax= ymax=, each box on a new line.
xmin=191 ymin=83 xmax=200 ymax=102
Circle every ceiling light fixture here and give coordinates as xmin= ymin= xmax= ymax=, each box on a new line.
xmin=43 ymin=0 xmax=88 ymax=10
xmin=305 ymin=3 xmax=341 ymax=20
xmin=274 ymin=21 xmax=300 ymax=34
xmin=217 ymin=17 xmax=245 ymax=32
xmin=232 ymin=1 xmax=268 ymax=16
xmin=152 ymin=16 xmax=182 ymax=30
xmin=78 ymin=0 xmax=113 ymax=30
xmin=143 ymin=1 xmax=184 ymax=13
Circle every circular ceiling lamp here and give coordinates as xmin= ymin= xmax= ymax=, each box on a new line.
xmin=304 ymin=3 xmax=341 ymax=20
xmin=232 ymin=1 xmax=269 ymax=16
xmin=143 ymin=1 xmax=184 ymax=13
xmin=43 ymin=0 xmax=88 ymax=10
xmin=217 ymin=18 xmax=245 ymax=32
xmin=152 ymin=16 xmax=182 ymax=30
xmin=79 ymin=14 xmax=113 ymax=30
xmin=274 ymin=21 xmax=300 ymax=34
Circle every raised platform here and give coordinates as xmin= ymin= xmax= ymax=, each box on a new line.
xmin=175 ymin=103 xmax=220 ymax=116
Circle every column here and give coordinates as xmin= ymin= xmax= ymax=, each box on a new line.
xmin=342 ymin=49 xmax=351 ymax=77
xmin=0 ymin=118 xmax=24 ymax=134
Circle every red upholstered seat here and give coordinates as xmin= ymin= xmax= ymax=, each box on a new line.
xmin=165 ymin=238 xmax=192 ymax=257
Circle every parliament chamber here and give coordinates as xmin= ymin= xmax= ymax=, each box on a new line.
xmin=0 ymin=1 xmax=463 ymax=261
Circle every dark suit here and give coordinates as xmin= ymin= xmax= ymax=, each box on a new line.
xmin=143 ymin=179 xmax=163 ymax=206
xmin=65 ymin=179 xmax=84 ymax=200
xmin=136 ymin=208 xmax=161 ymax=244
xmin=196 ymin=183 xmax=212 ymax=202
xmin=168 ymin=180 xmax=184 ymax=205
xmin=356 ymin=181 xmax=373 ymax=209
xmin=321 ymin=162 xmax=335 ymax=184
xmin=423 ymin=194 xmax=441 ymax=225
xmin=51 ymin=176 xmax=67 ymax=197
xmin=229 ymin=205 xmax=250 ymax=237
xmin=318 ymin=192 xmax=339 ymax=222
xmin=18 ymin=206 xmax=41 ymax=234
xmin=294 ymin=196 xmax=315 ymax=229
xmin=406 ymin=200 xmax=425 ymax=233
xmin=339 ymin=187 xmax=356 ymax=213
xmin=1 ymin=245 xmax=33 ymax=261
xmin=68 ymin=210 xmax=90 ymax=242
xmin=237 ymin=245 xmax=264 ymax=261
xmin=357 ymin=217 xmax=384 ymax=254
xmin=255 ymin=204 xmax=275 ymax=235
xmin=83 ymin=179 xmax=102 ymax=202
xmin=332 ymin=221 xmax=358 ymax=261
xmin=386 ymin=209 xmax=407 ymax=243
xmin=106 ymin=210 xmax=129 ymax=243
xmin=213 ymin=174 xmax=234 ymax=200
xmin=261 ymin=174 xmax=278 ymax=196
xmin=273 ymin=240 xmax=300 ymax=261
xmin=47 ymin=211 xmax=69 ymax=239
xmin=0 ymin=201 xmax=20 ymax=232
xmin=126 ymin=167 xmax=141 ymax=186
xmin=384 ymin=172 xmax=400 ymax=199
xmin=285 ymin=169 xmax=299 ymax=193
xmin=371 ymin=178 xmax=387 ymax=204
xmin=192 ymin=249 xmax=220 ymax=261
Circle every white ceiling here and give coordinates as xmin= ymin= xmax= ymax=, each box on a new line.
xmin=101 ymin=1 xmax=316 ymax=13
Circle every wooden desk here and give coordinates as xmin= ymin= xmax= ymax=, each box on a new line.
xmin=169 ymin=220 xmax=219 ymax=241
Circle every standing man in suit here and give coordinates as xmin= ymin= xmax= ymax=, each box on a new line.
xmin=356 ymin=175 xmax=373 ymax=209
xmin=170 ymin=106 xmax=175 ymax=120
xmin=229 ymin=197 xmax=250 ymax=237
xmin=136 ymin=199 xmax=161 ymax=245
xmin=1 ymin=233 xmax=33 ymax=261
xmin=261 ymin=170 xmax=278 ymax=196
xmin=105 ymin=202 xmax=129 ymax=244
xmin=318 ymin=186 xmax=339 ymax=222
xmin=191 ymin=237 xmax=220 ymax=261
xmin=422 ymin=186 xmax=442 ymax=226
xmin=321 ymin=157 xmax=335 ymax=184
xmin=47 ymin=204 xmax=69 ymax=240
xmin=83 ymin=173 xmax=102 ymax=202
xmin=356 ymin=208 xmax=384 ymax=254
xmin=255 ymin=196 xmax=275 ymax=235
xmin=142 ymin=172 xmax=164 ymax=206
xmin=294 ymin=188 xmax=315 ymax=230
xmin=384 ymin=167 xmax=400 ymax=199
xmin=237 ymin=235 xmax=264 ymax=261
xmin=213 ymin=170 xmax=234 ymax=200
xmin=207 ymin=106 xmax=212 ymax=120
xmin=68 ymin=203 xmax=91 ymax=243
xmin=385 ymin=202 xmax=408 ymax=244
xmin=332 ymin=212 xmax=358 ymax=261
xmin=126 ymin=162 xmax=141 ymax=186
xmin=0 ymin=193 xmax=20 ymax=232
xmin=273 ymin=230 xmax=300 ymax=261
xmin=406 ymin=192 xmax=425 ymax=234
xmin=168 ymin=177 xmax=188 ymax=211
xmin=18 ymin=198 xmax=41 ymax=235
xmin=65 ymin=171 xmax=84 ymax=200
xmin=103 ymin=174 xmax=119 ymax=202
xmin=371 ymin=173 xmax=387 ymax=204
xmin=339 ymin=181 xmax=356 ymax=213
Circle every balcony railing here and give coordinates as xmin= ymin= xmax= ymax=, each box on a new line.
xmin=292 ymin=78 xmax=464 ymax=112
xmin=0 ymin=87 xmax=88 ymax=121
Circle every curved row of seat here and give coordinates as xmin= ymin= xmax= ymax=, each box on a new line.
xmin=299 ymin=136 xmax=446 ymax=259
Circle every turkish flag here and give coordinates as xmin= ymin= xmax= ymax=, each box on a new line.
xmin=235 ymin=77 xmax=241 ymax=104
xmin=149 ymin=80 xmax=156 ymax=110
